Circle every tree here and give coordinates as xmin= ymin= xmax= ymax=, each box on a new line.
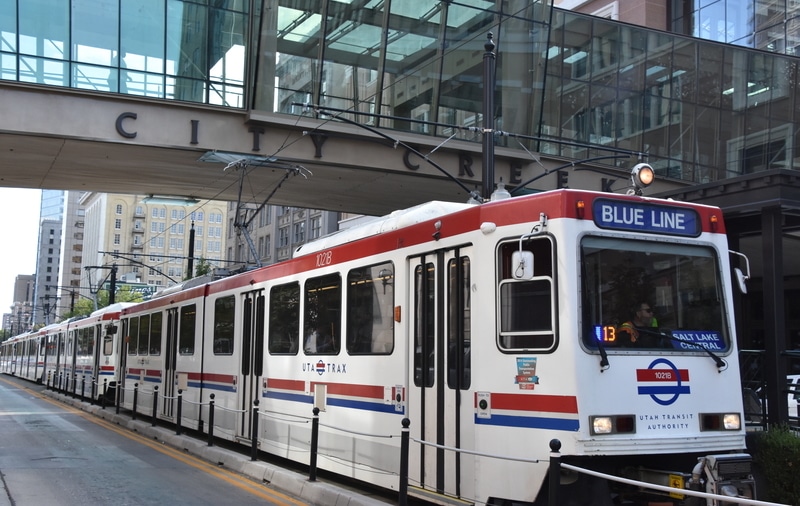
xmin=59 ymin=286 xmax=144 ymax=320
xmin=194 ymin=257 xmax=213 ymax=278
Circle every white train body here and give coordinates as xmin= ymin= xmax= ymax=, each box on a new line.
xmin=1 ymin=304 xmax=130 ymax=399
xmin=2 ymin=190 xmax=751 ymax=504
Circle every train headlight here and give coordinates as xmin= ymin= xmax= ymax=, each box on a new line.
xmin=590 ymin=415 xmax=635 ymax=435
xmin=592 ymin=416 xmax=613 ymax=434
xmin=700 ymin=413 xmax=741 ymax=431
xmin=723 ymin=413 xmax=741 ymax=430
xmin=629 ymin=163 xmax=655 ymax=195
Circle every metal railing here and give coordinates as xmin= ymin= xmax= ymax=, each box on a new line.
xmin=43 ymin=383 xmax=796 ymax=506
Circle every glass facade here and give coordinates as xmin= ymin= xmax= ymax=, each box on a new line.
xmin=1 ymin=0 xmax=248 ymax=105
xmin=1 ymin=0 xmax=799 ymax=185
xmin=543 ymin=11 xmax=800 ymax=182
xmin=252 ymin=0 xmax=551 ymax=145
xmin=671 ymin=0 xmax=800 ymax=56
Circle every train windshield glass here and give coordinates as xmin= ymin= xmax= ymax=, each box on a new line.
xmin=580 ymin=236 xmax=730 ymax=352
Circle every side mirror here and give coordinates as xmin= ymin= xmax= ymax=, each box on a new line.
xmin=729 ymin=250 xmax=750 ymax=294
xmin=734 ymin=268 xmax=748 ymax=294
xmin=512 ymin=251 xmax=534 ymax=279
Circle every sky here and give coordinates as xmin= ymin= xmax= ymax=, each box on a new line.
xmin=0 ymin=188 xmax=41 ymax=313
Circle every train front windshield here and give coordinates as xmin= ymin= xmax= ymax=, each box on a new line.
xmin=580 ymin=236 xmax=730 ymax=352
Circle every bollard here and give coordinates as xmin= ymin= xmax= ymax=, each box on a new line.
xmin=58 ymin=371 xmax=63 ymax=393
xmin=548 ymin=439 xmax=562 ymax=506
xmin=72 ymin=373 xmax=77 ymax=398
xmin=309 ymin=407 xmax=320 ymax=481
xmin=151 ymin=386 xmax=159 ymax=426
xmin=250 ymin=399 xmax=260 ymax=461
xmin=176 ymin=389 xmax=183 ymax=436
xmin=101 ymin=378 xmax=108 ymax=409
xmin=132 ymin=382 xmax=139 ymax=420
xmin=207 ymin=393 xmax=215 ymax=446
xmin=81 ymin=375 xmax=86 ymax=402
xmin=90 ymin=377 xmax=95 ymax=406
xmin=47 ymin=370 xmax=51 ymax=390
xmin=399 ymin=418 xmax=410 ymax=506
xmin=115 ymin=380 xmax=121 ymax=415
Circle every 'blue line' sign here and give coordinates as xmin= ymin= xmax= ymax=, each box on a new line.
xmin=593 ymin=199 xmax=700 ymax=237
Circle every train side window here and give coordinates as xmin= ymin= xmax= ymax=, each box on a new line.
xmin=447 ymin=256 xmax=471 ymax=389
xmin=213 ymin=295 xmax=235 ymax=355
xmin=304 ymin=274 xmax=341 ymax=355
xmin=179 ymin=304 xmax=197 ymax=355
xmin=77 ymin=327 xmax=91 ymax=356
xmin=150 ymin=312 xmax=162 ymax=355
xmin=103 ymin=333 xmax=113 ymax=355
xmin=127 ymin=317 xmax=139 ymax=355
xmin=414 ymin=262 xmax=435 ymax=388
xmin=346 ymin=262 xmax=394 ymax=355
xmin=138 ymin=314 xmax=150 ymax=355
xmin=498 ymin=238 xmax=556 ymax=351
xmin=268 ymin=282 xmax=300 ymax=354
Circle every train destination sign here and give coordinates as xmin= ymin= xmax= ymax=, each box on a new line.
xmin=669 ymin=331 xmax=725 ymax=351
xmin=592 ymin=199 xmax=700 ymax=237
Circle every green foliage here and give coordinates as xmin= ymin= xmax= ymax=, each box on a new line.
xmin=59 ymin=287 xmax=144 ymax=320
xmin=749 ymin=425 xmax=800 ymax=504
xmin=194 ymin=257 xmax=213 ymax=278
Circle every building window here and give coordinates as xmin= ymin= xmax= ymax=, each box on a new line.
xmin=293 ymin=222 xmax=305 ymax=243
xmin=310 ymin=217 xmax=322 ymax=239
xmin=114 ymin=234 xmax=121 ymax=245
xmin=278 ymin=227 xmax=289 ymax=247
xmin=116 ymin=204 xmax=123 ymax=214
xmin=115 ymin=218 xmax=122 ymax=229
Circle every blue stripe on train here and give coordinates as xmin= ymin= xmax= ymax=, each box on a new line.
xmin=474 ymin=414 xmax=580 ymax=431
xmin=263 ymin=390 xmax=404 ymax=415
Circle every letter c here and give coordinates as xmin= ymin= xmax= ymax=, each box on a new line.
xmin=116 ymin=112 xmax=138 ymax=139
xmin=403 ymin=149 xmax=420 ymax=170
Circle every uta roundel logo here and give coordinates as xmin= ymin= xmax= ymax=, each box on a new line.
xmin=636 ymin=358 xmax=690 ymax=406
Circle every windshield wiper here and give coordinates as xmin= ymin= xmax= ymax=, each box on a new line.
xmin=638 ymin=327 xmax=727 ymax=371
xmin=596 ymin=337 xmax=610 ymax=371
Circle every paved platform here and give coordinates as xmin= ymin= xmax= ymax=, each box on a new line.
xmin=30 ymin=385 xmax=393 ymax=506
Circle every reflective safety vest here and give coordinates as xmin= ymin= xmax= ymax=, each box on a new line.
xmin=618 ymin=321 xmax=639 ymax=342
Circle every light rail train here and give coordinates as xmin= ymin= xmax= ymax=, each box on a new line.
xmin=2 ymin=180 xmax=756 ymax=505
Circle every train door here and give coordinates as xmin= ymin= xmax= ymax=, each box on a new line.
xmin=408 ymin=246 xmax=474 ymax=499
xmin=92 ymin=324 xmax=102 ymax=385
xmin=117 ymin=319 xmax=129 ymax=402
xmin=162 ymin=308 xmax=179 ymax=417
xmin=237 ymin=290 xmax=266 ymax=440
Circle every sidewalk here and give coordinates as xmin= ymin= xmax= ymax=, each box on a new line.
xmin=38 ymin=388 xmax=393 ymax=506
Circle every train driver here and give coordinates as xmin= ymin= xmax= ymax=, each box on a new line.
xmin=617 ymin=302 xmax=658 ymax=347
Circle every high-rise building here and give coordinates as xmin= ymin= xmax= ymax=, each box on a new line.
xmin=33 ymin=218 xmax=62 ymax=325
xmin=80 ymin=193 xmax=229 ymax=300
xmin=55 ymin=191 xmax=86 ymax=318
xmin=226 ymin=203 xmax=339 ymax=268
xmin=1 ymin=275 xmax=35 ymax=333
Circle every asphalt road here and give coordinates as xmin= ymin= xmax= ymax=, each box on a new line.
xmin=0 ymin=375 xmax=308 ymax=506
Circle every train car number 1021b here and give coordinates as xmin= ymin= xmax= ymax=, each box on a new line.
xmin=316 ymin=250 xmax=333 ymax=267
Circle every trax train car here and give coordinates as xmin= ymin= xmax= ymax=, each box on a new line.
xmin=1 ymin=304 xmax=130 ymax=397
xmin=3 ymin=185 xmax=755 ymax=505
